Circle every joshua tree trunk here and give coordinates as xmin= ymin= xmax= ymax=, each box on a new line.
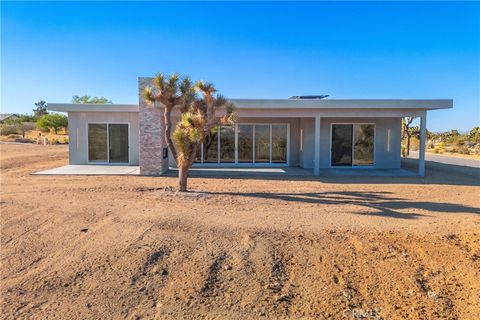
xmin=178 ymin=165 xmax=188 ymax=192
xmin=406 ymin=133 xmax=411 ymax=157
xmin=164 ymin=107 xmax=178 ymax=162
xmin=403 ymin=117 xmax=414 ymax=157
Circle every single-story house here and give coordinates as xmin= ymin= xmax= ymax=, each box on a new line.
xmin=48 ymin=77 xmax=453 ymax=177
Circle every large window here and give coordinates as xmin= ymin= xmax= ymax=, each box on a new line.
xmin=203 ymin=130 xmax=218 ymax=163
xmin=271 ymin=125 xmax=288 ymax=163
xmin=88 ymin=123 xmax=129 ymax=163
xmin=195 ymin=124 xmax=289 ymax=165
xmin=255 ymin=125 xmax=270 ymax=163
xmin=331 ymin=123 xmax=374 ymax=167
xmin=238 ymin=125 xmax=254 ymax=163
xmin=219 ymin=126 xmax=235 ymax=163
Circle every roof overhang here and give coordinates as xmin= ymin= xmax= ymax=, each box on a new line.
xmin=230 ymin=99 xmax=453 ymax=110
xmin=48 ymin=99 xmax=453 ymax=113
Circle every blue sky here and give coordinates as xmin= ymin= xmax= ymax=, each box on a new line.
xmin=2 ymin=1 xmax=479 ymax=131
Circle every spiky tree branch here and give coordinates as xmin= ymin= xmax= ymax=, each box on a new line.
xmin=142 ymin=73 xmax=236 ymax=191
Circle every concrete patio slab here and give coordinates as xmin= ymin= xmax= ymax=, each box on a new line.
xmin=168 ymin=166 xmax=314 ymax=177
xmin=33 ymin=165 xmax=417 ymax=177
xmin=319 ymin=168 xmax=417 ymax=177
xmin=33 ymin=165 xmax=140 ymax=175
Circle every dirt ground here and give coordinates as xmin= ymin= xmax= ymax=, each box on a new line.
xmin=1 ymin=143 xmax=479 ymax=319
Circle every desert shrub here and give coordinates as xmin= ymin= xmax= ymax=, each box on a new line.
xmin=14 ymin=137 xmax=34 ymax=143
xmin=63 ymin=137 xmax=69 ymax=144
xmin=452 ymin=146 xmax=470 ymax=154
xmin=433 ymin=142 xmax=445 ymax=154
xmin=0 ymin=124 xmax=19 ymax=136
xmin=51 ymin=139 xmax=60 ymax=145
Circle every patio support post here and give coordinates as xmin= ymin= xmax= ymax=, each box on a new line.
xmin=314 ymin=115 xmax=321 ymax=176
xmin=419 ymin=112 xmax=427 ymax=177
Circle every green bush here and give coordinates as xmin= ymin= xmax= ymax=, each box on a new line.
xmin=63 ymin=137 xmax=69 ymax=144
xmin=36 ymin=114 xmax=68 ymax=134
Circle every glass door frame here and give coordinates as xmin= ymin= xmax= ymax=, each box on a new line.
xmin=87 ymin=122 xmax=130 ymax=165
xmin=193 ymin=123 xmax=290 ymax=167
xmin=329 ymin=123 xmax=375 ymax=168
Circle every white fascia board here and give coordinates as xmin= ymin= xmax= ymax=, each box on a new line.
xmin=47 ymin=99 xmax=453 ymax=113
xmin=229 ymin=99 xmax=453 ymax=110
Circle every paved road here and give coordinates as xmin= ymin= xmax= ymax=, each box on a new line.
xmin=409 ymin=151 xmax=480 ymax=168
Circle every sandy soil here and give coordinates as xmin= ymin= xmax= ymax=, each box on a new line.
xmin=1 ymin=143 xmax=479 ymax=319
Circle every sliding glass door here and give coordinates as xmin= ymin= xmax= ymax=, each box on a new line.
xmin=109 ymin=124 xmax=129 ymax=163
xmin=353 ymin=124 xmax=375 ymax=166
xmin=88 ymin=123 xmax=129 ymax=164
xmin=195 ymin=124 xmax=289 ymax=165
xmin=88 ymin=124 xmax=108 ymax=162
xmin=331 ymin=124 xmax=374 ymax=167
xmin=331 ymin=124 xmax=353 ymax=166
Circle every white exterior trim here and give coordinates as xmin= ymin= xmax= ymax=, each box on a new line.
xmin=48 ymin=99 xmax=453 ymax=113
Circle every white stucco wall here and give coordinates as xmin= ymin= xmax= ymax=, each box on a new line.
xmin=66 ymin=111 xmax=401 ymax=170
xmin=67 ymin=112 xmax=139 ymax=165
xmin=299 ymin=117 xmax=402 ymax=169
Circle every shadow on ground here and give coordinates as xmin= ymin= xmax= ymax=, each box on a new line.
xmin=165 ymin=160 xmax=480 ymax=187
xmin=207 ymin=191 xmax=480 ymax=220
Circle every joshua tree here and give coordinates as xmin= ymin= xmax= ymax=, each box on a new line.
xmin=402 ymin=117 xmax=419 ymax=157
xmin=142 ymin=73 xmax=236 ymax=192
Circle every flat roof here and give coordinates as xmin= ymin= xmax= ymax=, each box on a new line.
xmin=48 ymin=99 xmax=453 ymax=113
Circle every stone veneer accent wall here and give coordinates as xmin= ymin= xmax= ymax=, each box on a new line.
xmin=138 ymin=77 xmax=169 ymax=175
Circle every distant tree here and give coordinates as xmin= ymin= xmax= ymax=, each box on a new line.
xmin=2 ymin=115 xmax=37 ymax=137
xmin=19 ymin=122 xmax=37 ymax=138
xmin=36 ymin=114 xmax=68 ymax=134
xmin=72 ymin=95 xmax=112 ymax=104
xmin=450 ymin=129 xmax=460 ymax=136
xmin=402 ymin=117 xmax=419 ymax=157
xmin=33 ymin=101 xmax=48 ymax=119
xmin=142 ymin=73 xmax=236 ymax=192
xmin=469 ymin=127 xmax=480 ymax=144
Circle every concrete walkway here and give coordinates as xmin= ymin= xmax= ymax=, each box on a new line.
xmin=33 ymin=165 xmax=140 ymax=175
